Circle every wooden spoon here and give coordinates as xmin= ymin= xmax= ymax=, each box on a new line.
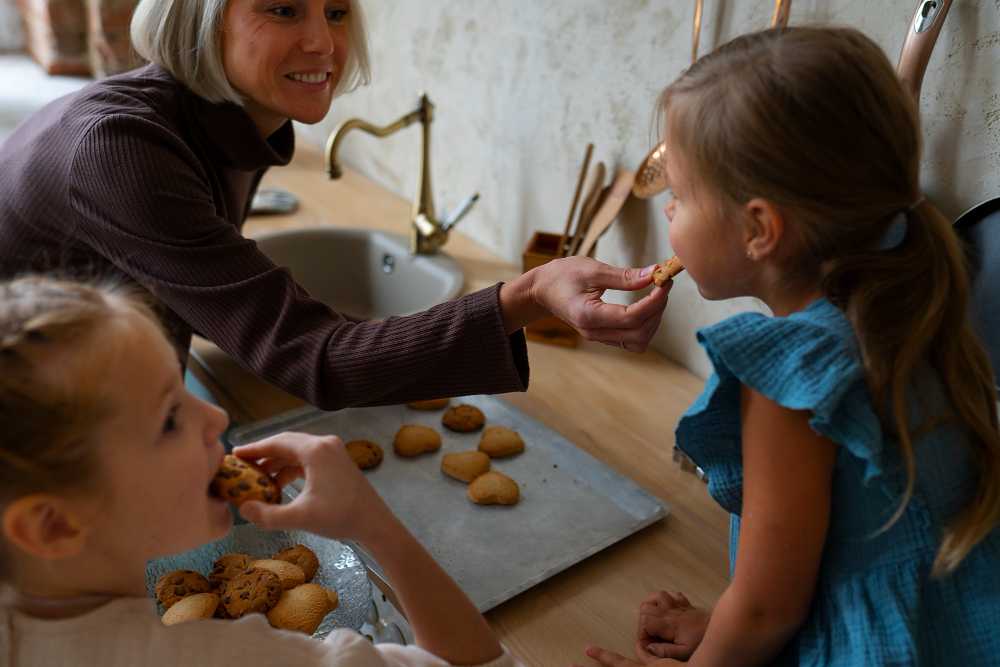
xmin=576 ymin=170 xmax=636 ymax=258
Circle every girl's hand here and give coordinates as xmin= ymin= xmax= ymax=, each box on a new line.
xmin=232 ymin=432 xmax=391 ymax=543
xmin=636 ymin=590 xmax=711 ymax=662
xmin=571 ymin=645 xmax=683 ymax=667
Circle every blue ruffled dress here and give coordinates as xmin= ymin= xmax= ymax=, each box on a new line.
xmin=675 ymin=298 xmax=1000 ymax=666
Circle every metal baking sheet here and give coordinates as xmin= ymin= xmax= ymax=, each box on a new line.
xmin=229 ymin=394 xmax=667 ymax=612
xmin=145 ymin=485 xmax=371 ymax=636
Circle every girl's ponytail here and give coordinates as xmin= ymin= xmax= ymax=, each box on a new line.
xmin=824 ymin=200 xmax=1000 ymax=575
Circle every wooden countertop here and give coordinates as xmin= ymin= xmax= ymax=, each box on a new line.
xmin=189 ymin=148 xmax=729 ymax=664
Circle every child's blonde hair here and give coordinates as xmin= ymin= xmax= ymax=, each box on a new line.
xmin=0 ymin=276 xmax=163 ymax=579
xmin=661 ymin=26 xmax=1000 ymax=575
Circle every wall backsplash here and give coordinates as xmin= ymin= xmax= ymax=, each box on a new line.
xmin=0 ymin=0 xmax=23 ymax=52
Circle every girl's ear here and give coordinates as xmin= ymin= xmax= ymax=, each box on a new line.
xmin=742 ymin=197 xmax=786 ymax=261
xmin=2 ymin=495 xmax=91 ymax=561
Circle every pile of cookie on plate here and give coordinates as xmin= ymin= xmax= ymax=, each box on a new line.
xmin=153 ymin=542 xmax=338 ymax=634
xmin=344 ymin=399 xmax=525 ymax=506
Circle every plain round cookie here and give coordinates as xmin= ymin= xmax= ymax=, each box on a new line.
xmin=208 ymin=553 xmax=253 ymax=589
xmin=441 ymin=450 xmax=491 ymax=483
xmin=345 ymin=439 xmax=384 ymax=470
xmin=406 ymin=398 xmax=450 ymax=411
xmin=252 ymin=559 xmax=306 ymax=591
xmin=266 ymin=583 xmax=339 ymax=635
xmin=478 ymin=426 xmax=525 ymax=458
xmin=161 ymin=592 xmax=220 ymax=626
xmin=393 ymin=424 xmax=443 ymax=457
xmin=468 ymin=471 xmax=520 ymax=506
xmin=442 ymin=404 xmax=486 ymax=433
xmin=220 ymin=567 xmax=283 ymax=618
xmin=155 ymin=569 xmax=212 ymax=610
xmin=209 ymin=454 xmax=279 ymax=506
xmin=274 ymin=544 xmax=320 ymax=582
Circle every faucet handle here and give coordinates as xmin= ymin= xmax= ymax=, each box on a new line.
xmin=441 ymin=192 xmax=480 ymax=232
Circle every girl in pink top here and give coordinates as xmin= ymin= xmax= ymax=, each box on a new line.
xmin=0 ymin=275 xmax=520 ymax=667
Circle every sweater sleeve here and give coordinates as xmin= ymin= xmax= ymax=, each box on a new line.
xmin=67 ymin=114 xmax=528 ymax=409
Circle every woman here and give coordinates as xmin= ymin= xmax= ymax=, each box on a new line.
xmin=0 ymin=0 xmax=668 ymax=410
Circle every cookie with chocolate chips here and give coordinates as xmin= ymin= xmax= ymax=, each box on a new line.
xmin=219 ymin=567 xmax=283 ymax=618
xmin=208 ymin=553 xmax=253 ymax=589
xmin=273 ymin=544 xmax=320 ymax=582
xmin=155 ymin=569 xmax=212 ymax=610
xmin=209 ymin=454 xmax=279 ymax=507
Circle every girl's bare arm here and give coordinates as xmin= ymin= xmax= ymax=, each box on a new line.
xmin=687 ymin=385 xmax=836 ymax=667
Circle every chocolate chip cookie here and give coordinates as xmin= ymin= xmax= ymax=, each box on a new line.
xmin=210 ymin=454 xmax=279 ymax=507
xmin=442 ymin=404 xmax=486 ymax=433
xmin=273 ymin=544 xmax=320 ymax=582
xmin=209 ymin=553 xmax=253 ymax=589
xmin=345 ymin=439 xmax=383 ymax=470
xmin=220 ymin=567 xmax=283 ymax=618
xmin=155 ymin=569 xmax=212 ymax=610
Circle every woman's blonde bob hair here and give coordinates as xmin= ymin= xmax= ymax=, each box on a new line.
xmin=130 ymin=0 xmax=371 ymax=106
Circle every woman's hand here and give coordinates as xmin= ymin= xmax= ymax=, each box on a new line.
xmin=500 ymin=256 xmax=671 ymax=352
xmin=636 ymin=591 xmax=711 ymax=662
xmin=232 ymin=432 xmax=392 ymax=543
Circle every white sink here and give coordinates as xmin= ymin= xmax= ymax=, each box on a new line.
xmin=252 ymin=227 xmax=464 ymax=321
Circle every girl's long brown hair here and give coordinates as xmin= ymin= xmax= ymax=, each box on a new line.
xmin=661 ymin=26 xmax=1000 ymax=575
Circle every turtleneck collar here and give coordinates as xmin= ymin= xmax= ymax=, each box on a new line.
xmin=139 ymin=63 xmax=295 ymax=171
xmin=190 ymin=95 xmax=296 ymax=171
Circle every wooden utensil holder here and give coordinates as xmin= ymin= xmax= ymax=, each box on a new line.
xmin=522 ymin=231 xmax=589 ymax=348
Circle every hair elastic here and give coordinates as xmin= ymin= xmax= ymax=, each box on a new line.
xmin=878 ymin=197 xmax=925 ymax=251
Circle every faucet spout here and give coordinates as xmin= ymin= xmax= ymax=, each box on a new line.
xmin=323 ymin=94 xmax=475 ymax=255
xmin=325 ymin=106 xmax=423 ymax=180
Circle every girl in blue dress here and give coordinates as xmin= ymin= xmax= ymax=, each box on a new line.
xmin=578 ymin=26 xmax=1000 ymax=667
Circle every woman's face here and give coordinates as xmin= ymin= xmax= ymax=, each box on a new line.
xmin=221 ymin=0 xmax=352 ymax=135
xmin=85 ymin=313 xmax=232 ymax=566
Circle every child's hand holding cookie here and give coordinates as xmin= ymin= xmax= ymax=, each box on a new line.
xmin=232 ymin=432 xmax=393 ymax=543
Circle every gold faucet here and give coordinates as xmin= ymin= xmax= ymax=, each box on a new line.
xmin=325 ymin=94 xmax=478 ymax=255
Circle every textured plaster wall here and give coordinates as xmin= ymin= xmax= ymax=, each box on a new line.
xmin=0 ymin=0 xmax=23 ymax=52
xmin=294 ymin=0 xmax=1000 ymax=379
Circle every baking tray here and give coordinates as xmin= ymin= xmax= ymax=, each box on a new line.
xmin=229 ymin=394 xmax=667 ymax=612
xmin=145 ymin=485 xmax=371 ymax=637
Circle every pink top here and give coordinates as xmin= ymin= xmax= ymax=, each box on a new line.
xmin=0 ymin=597 xmax=521 ymax=667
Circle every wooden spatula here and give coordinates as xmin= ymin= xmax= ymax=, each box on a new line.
xmin=576 ymin=170 xmax=635 ymax=258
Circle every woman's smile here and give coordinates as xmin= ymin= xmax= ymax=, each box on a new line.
xmin=222 ymin=0 xmax=351 ymax=135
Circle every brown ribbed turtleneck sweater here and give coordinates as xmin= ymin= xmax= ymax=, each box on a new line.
xmin=0 ymin=65 xmax=528 ymax=409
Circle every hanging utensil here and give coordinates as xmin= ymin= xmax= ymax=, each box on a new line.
xmin=576 ymin=170 xmax=636 ymax=258
xmin=633 ymin=0 xmax=793 ymax=199
xmin=897 ymin=0 xmax=953 ymax=102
